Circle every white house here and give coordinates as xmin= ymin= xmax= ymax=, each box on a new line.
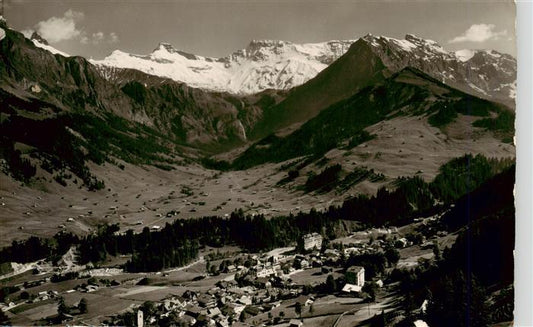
xmin=346 ymin=266 xmax=365 ymax=287
xmin=303 ymin=233 xmax=323 ymax=251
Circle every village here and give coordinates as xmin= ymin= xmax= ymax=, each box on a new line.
xmin=0 ymin=210 xmax=456 ymax=327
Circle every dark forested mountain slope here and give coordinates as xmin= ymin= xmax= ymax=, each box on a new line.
xmin=0 ymin=25 xmax=285 ymax=187
xmin=0 ymin=27 xmax=280 ymax=147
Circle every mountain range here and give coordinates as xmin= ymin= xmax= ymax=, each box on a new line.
xmin=88 ymin=33 xmax=516 ymax=107
xmin=0 ymin=16 xmax=515 ymax=185
xmin=0 ymin=15 xmax=516 ymax=248
xmin=25 ymin=28 xmax=515 ymax=105
xmin=91 ymin=39 xmax=353 ymax=95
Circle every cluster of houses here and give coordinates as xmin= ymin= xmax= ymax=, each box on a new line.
xmin=0 ymin=205 xmax=454 ymax=327
xmin=131 ymin=281 xmax=275 ymax=326
xmin=126 ymin=233 xmax=372 ymax=326
xmin=32 ymin=290 xmax=60 ymax=302
xmin=132 ymin=278 xmax=325 ymax=327
xmin=0 ymin=289 xmax=60 ymax=311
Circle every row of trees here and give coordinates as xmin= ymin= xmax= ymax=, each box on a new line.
xmin=0 ymin=232 xmax=79 ymax=264
xmin=0 ymin=138 xmax=36 ymax=182
xmin=76 ymin=209 xmax=336 ymax=272
xmin=305 ymin=164 xmax=342 ymax=193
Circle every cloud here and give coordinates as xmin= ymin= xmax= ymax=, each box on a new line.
xmin=33 ymin=9 xmax=84 ymax=43
xmin=109 ymin=32 xmax=119 ymax=44
xmin=92 ymin=31 xmax=105 ymax=43
xmin=80 ymin=31 xmax=119 ymax=45
xmin=449 ymin=24 xmax=507 ymax=44
xmin=24 ymin=10 xmax=119 ymax=45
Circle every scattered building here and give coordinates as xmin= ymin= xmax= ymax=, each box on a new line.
xmin=289 ymin=319 xmax=303 ymax=327
xmin=303 ymin=233 xmax=323 ymax=251
xmin=255 ymin=266 xmax=276 ymax=278
xmin=395 ymin=238 xmax=409 ymax=248
xmin=198 ymin=294 xmax=216 ymax=308
xmin=30 ymin=84 xmax=42 ymax=93
xmin=345 ymin=266 xmax=365 ymax=287
xmin=342 ymin=283 xmax=362 ymax=293
xmin=413 ymin=320 xmax=429 ymax=327
xmin=294 ymin=295 xmax=314 ymax=307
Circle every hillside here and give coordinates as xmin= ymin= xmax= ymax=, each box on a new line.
xmin=0 ymin=21 xmax=516 ymax=248
xmin=233 ymin=67 xmax=514 ymax=169
xmin=0 ymin=25 xmax=289 ymax=190
xmin=1 ymin=27 xmax=281 ymax=147
xmin=248 ymin=34 xmax=516 ymax=138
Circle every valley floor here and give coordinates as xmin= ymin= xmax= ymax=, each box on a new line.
xmin=0 ymin=114 xmax=514 ymax=248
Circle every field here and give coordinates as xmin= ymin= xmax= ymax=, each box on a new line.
xmin=0 ymin=157 xmax=346 ymax=247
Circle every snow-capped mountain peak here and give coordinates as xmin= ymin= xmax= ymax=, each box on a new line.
xmin=455 ymin=49 xmax=476 ymax=62
xmin=90 ymin=34 xmax=515 ymax=103
xmin=357 ymin=34 xmax=516 ymax=103
xmin=152 ymin=42 xmax=203 ymax=61
xmin=27 ymin=31 xmax=70 ymax=57
xmin=91 ymin=38 xmax=355 ymax=94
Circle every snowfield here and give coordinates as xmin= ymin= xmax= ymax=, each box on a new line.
xmin=32 ymin=39 xmax=70 ymax=57
xmin=91 ymin=39 xmax=354 ymax=94
xmin=89 ymin=35 xmax=516 ymax=102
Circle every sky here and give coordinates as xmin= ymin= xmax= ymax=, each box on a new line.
xmin=3 ymin=0 xmax=516 ymax=60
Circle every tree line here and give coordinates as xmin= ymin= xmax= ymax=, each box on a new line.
xmin=0 ymin=155 xmax=514 ymax=274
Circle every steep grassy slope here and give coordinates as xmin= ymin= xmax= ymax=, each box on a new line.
xmin=250 ymin=38 xmax=389 ymax=138
xmin=232 ymin=68 xmax=513 ymax=169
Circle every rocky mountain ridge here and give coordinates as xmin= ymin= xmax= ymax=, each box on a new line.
xmin=361 ymin=34 xmax=516 ymax=106
xmin=91 ymin=38 xmax=354 ymax=94
xmin=0 ymin=26 xmax=277 ymax=147
xmin=90 ymin=34 xmax=516 ymax=106
xmin=248 ymin=34 xmax=516 ymax=138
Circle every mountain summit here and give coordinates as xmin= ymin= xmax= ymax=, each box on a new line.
xmin=360 ymin=34 xmax=516 ymax=105
xmin=91 ymin=39 xmax=355 ymax=94
xmin=90 ymin=34 xmax=515 ymax=103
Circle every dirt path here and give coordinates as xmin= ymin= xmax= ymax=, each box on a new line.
xmin=163 ymin=256 xmax=205 ymax=273
xmin=333 ymin=294 xmax=397 ymax=327
xmin=115 ymin=285 xmax=168 ymax=298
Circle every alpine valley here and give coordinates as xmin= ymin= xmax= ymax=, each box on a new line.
xmin=0 ymin=14 xmax=516 ymax=327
